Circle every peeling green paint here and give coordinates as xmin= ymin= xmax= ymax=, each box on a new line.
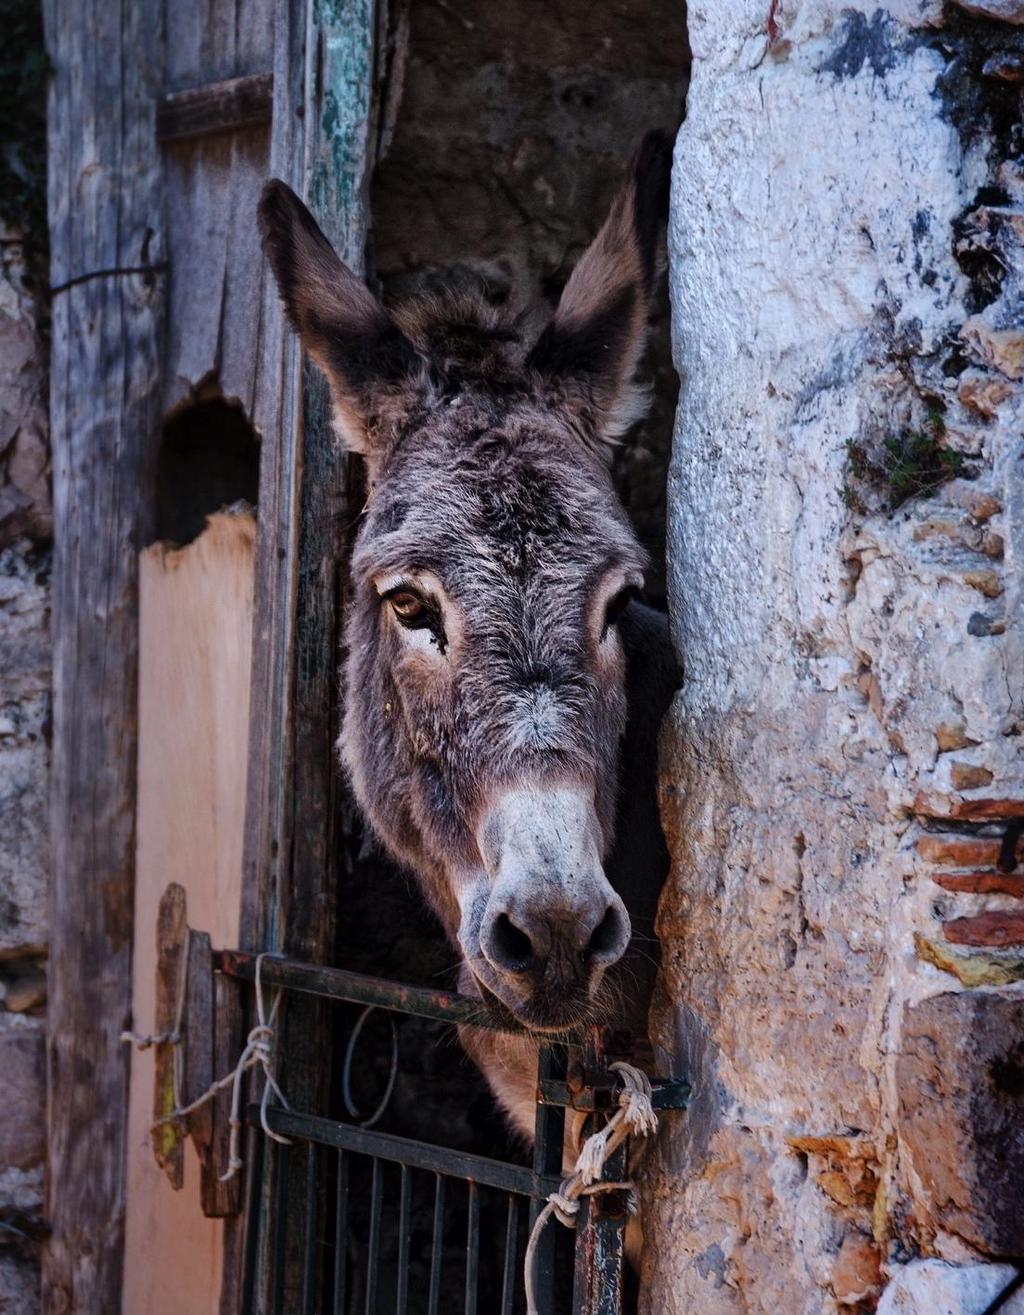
xmin=308 ymin=0 xmax=375 ymax=271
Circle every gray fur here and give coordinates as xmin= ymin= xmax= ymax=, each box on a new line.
xmin=259 ymin=132 xmax=680 ymax=1134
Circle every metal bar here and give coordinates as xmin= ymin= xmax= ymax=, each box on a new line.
xmin=302 ymin=1144 xmax=320 ymax=1315
xmin=572 ymin=1032 xmax=629 ymax=1315
xmin=465 ymin=1181 xmax=479 ymax=1315
xmin=219 ymin=950 xmax=524 ymax=1031
xmin=333 ymin=1150 xmax=350 ymax=1315
xmin=271 ymin=1141 xmax=290 ymax=1315
xmin=539 ymin=1077 xmax=690 ymax=1112
xmin=253 ymin=1105 xmax=564 ymax=1199
xmin=428 ymin=1174 xmax=445 ymax=1315
xmin=239 ymin=1124 xmax=266 ymax=1315
xmin=530 ymin=1044 xmax=568 ymax=1315
xmin=365 ymin=1158 xmax=383 ymax=1315
xmin=571 ymin=1139 xmax=628 ymax=1315
xmin=396 ymin=1165 xmax=411 ymax=1315
xmin=500 ymin=1195 xmax=518 ymax=1315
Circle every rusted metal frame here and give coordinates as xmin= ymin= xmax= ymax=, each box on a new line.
xmin=540 ymin=1076 xmax=690 ymax=1113
xmin=570 ymin=1033 xmax=630 ymax=1315
xmin=571 ymin=1136 xmax=629 ymax=1315
xmin=218 ymin=949 xmax=525 ymax=1032
xmin=531 ymin=1044 xmax=569 ymax=1315
xmin=255 ymin=1104 xmax=566 ymax=1201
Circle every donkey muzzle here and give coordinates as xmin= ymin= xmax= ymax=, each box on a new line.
xmin=465 ymin=787 xmax=631 ymax=1029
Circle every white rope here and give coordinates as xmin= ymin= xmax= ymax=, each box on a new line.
xmin=122 ymin=951 xmax=292 ymax=1182
xmin=524 ymin=1061 xmax=658 ymax=1315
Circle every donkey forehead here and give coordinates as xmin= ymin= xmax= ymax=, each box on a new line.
xmin=357 ymin=426 xmax=644 ymax=589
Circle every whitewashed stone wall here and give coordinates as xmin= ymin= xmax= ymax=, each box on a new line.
xmin=0 ymin=225 xmax=50 ymax=1314
xmin=650 ymin=2 xmax=1024 ymax=1312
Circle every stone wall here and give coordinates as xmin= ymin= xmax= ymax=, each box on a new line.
xmin=0 ymin=34 xmax=51 ymax=1307
xmin=650 ymin=2 xmax=1024 ymax=1312
xmin=0 ymin=228 xmax=49 ymax=1315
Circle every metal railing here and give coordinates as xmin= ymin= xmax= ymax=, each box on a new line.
xmin=218 ymin=951 xmax=687 ymax=1315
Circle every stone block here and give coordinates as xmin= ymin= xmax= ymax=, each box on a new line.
xmin=897 ymin=990 xmax=1024 ymax=1255
xmin=0 ymin=1019 xmax=44 ymax=1171
xmin=878 ymin=1260 xmax=1024 ymax=1314
xmin=952 ymin=0 xmax=1024 ymax=22
xmin=0 ymin=1254 xmax=40 ymax=1315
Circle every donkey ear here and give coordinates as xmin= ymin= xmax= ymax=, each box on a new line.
xmin=527 ymin=130 xmax=673 ymax=450
xmin=258 ymin=180 xmax=418 ymax=456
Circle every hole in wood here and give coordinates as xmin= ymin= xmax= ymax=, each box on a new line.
xmin=155 ymin=396 xmax=259 ymax=546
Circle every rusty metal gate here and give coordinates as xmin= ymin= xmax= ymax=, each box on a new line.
xmin=216 ymin=951 xmax=687 ymax=1314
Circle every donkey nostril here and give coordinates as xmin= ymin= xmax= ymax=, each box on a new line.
xmin=488 ymin=913 xmax=534 ymax=973
xmin=586 ymin=905 xmax=627 ymax=962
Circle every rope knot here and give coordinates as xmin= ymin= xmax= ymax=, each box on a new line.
xmin=524 ymin=1059 xmax=660 ymax=1315
xmin=122 ymin=949 xmax=291 ymax=1183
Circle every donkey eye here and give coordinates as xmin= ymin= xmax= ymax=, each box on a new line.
xmin=389 ymin=590 xmax=427 ymax=623
xmin=603 ymin=586 xmax=637 ymax=635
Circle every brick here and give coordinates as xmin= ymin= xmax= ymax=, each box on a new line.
xmin=897 ymin=991 xmax=1024 ymax=1255
xmin=934 ymin=872 xmax=1024 ymax=897
xmin=950 ymin=763 xmax=995 ymax=791
xmin=917 ymin=834 xmax=1005 ymax=867
xmin=944 ymin=911 xmax=1024 ymax=947
xmin=915 ymin=794 xmax=1024 ymax=822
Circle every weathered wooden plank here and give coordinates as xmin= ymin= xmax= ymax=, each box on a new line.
xmin=162 ymin=126 xmax=271 ymax=415
xmin=157 ymin=74 xmax=273 ymax=143
xmin=182 ymin=929 xmax=215 ymax=1155
xmin=127 ymin=513 xmax=255 ymax=1313
xmin=237 ymin=1 xmax=381 ymax=1308
xmin=152 ymin=884 xmax=189 ymax=1186
xmin=165 ymin=0 xmax=275 ymax=93
xmin=42 ymin=0 xmax=166 ymax=1307
xmin=204 ymin=971 xmax=244 ymax=1219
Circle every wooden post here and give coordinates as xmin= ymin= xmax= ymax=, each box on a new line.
xmin=42 ymin=0 xmax=166 ymax=1309
xmin=236 ymin=0 xmax=380 ymax=1307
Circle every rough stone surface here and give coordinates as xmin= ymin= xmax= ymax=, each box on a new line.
xmin=0 ymin=230 xmax=50 ymax=547
xmin=897 ymin=990 xmax=1024 ymax=1255
xmin=648 ymin=2 xmax=1024 ymax=1310
xmin=0 ymin=1254 xmax=40 ymax=1315
xmin=0 ymin=162 xmax=50 ymax=1315
xmin=0 ymin=1017 xmax=45 ymax=1171
xmin=0 ymin=539 xmax=50 ymax=960
xmin=877 ymin=1260 xmax=1024 ymax=1314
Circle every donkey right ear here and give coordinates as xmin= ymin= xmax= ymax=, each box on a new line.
xmin=259 ymin=180 xmax=417 ymax=455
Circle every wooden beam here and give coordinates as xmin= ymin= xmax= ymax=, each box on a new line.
xmin=157 ymin=74 xmax=274 ymax=144
xmin=234 ymin=0 xmax=381 ymax=1307
xmin=42 ymin=0 xmax=166 ymax=1308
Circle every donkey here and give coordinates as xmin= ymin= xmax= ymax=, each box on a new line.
xmin=259 ymin=132 xmax=680 ymax=1142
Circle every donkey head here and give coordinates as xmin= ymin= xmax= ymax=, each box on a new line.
xmin=260 ymin=132 xmax=671 ymax=1031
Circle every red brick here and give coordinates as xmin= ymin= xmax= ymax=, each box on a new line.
xmin=944 ymin=911 xmax=1024 ymax=947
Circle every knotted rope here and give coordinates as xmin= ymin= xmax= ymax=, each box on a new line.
xmin=523 ymin=1061 xmax=658 ymax=1315
xmin=122 ymin=950 xmax=292 ymax=1182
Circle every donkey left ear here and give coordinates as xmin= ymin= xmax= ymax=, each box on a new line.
xmin=527 ymin=130 xmax=673 ymax=451
xmin=259 ymin=180 xmax=419 ymax=460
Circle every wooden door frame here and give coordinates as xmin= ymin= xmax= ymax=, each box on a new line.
xmin=231 ymin=0 xmax=384 ymax=1307
xmin=44 ymin=0 xmax=385 ymax=1308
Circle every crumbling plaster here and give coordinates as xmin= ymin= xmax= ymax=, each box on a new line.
xmin=650 ymin=1 xmax=1023 ymax=1311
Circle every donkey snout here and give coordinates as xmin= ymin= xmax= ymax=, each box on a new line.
xmin=481 ymin=895 xmax=630 ymax=978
